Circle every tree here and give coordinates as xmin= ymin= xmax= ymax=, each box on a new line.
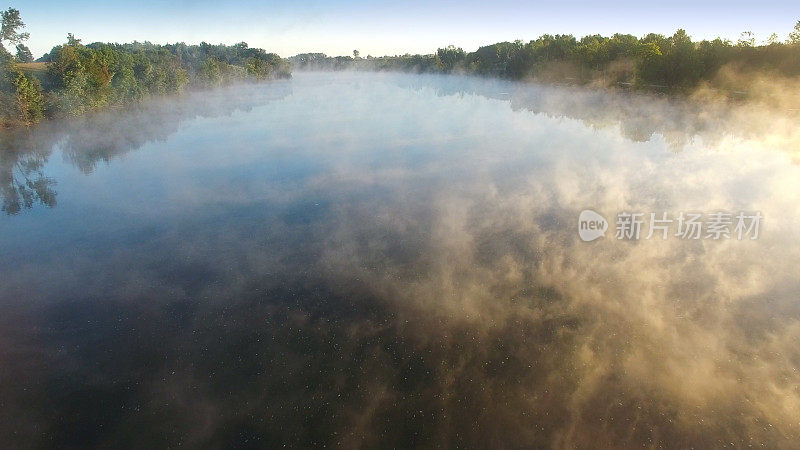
xmin=200 ymin=57 xmax=222 ymax=86
xmin=436 ymin=45 xmax=465 ymax=72
xmin=790 ymin=21 xmax=800 ymax=44
xmin=737 ymin=31 xmax=755 ymax=47
xmin=635 ymin=41 xmax=663 ymax=85
xmin=15 ymin=43 xmax=32 ymax=62
xmin=353 ymin=49 xmax=360 ymax=59
xmin=12 ymin=70 xmax=43 ymax=122
xmin=0 ymin=8 xmax=29 ymax=46
xmin=767 ymin=33 xmax=779 ymax=45
xmin=67 ymin=33 xmax=82 ymax=46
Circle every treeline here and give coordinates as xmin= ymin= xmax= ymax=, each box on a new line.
xmin=291 ymin=23 xmax=800 ymax=95
xmin=0 ymin=8 xmax=291 ymax=127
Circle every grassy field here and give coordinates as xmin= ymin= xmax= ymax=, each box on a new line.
xmin=15 ymin=62 xmax=48 ymax=73
xmin=13 ymin=62 xmax=50 ymax=87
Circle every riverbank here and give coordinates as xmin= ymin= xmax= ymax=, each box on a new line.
xmin=290 ymin=29 xmax=800 ymax=102
xmin=0 ymin=40 xmax=291 ymax=129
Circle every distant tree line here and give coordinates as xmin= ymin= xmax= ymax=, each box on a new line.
xmin=0 ymin=8 xmax=291 ymax=127
xmin=291 ymin=23 xmax=800 ymax=95
xmin=5 ymin=4 xmax=800 ymax=127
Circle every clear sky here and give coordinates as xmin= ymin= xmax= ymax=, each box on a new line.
xmin=10 ymin=0 xmax=800 ymax=58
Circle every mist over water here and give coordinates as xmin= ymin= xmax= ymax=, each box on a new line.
xmin=1 ymin=72 xmax=799 ymax=448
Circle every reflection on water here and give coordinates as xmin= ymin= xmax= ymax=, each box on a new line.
xmin=0 ymin=142 xmax=55 ymax=215
xmin=0 ymin=82 xmax=293 ymax=214
xmin=0 ymin=72 xmax=799 ymax=447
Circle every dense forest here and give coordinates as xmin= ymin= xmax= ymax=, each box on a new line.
xmin=291 ymin=23 xmax=800 ymax=98
xmin=0 ymin=8 xmax=291 ymax=127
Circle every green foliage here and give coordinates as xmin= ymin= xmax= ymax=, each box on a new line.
xmin=0 ymin=41 xmax=11 ymax=66
xmin=200 ymin=57 xmax=222 ymax=86
xmin=0 ymin=64 xmax=43 ymax=125
xmin=30 ymin=36 xmax=288 ymax=119
xmin=0 ymin=8 xmax=28 ymax=45
xmin=12 ymin=70 xmax=43 ymax=122
xmin=0 ymin=7 xmax=290 ymax=127
xmin=436 ymin=46 xmax=465 ymax=72
xmin=738 ymin=31 xmax=755 ymax=47
xmin=634 ymin=30 xmax=703 ymax=89
xmin=790 ymin=21 xmax=800 ymax=44
xmin=14 ymin=43 xmax=31 ymax=62
xmin=290 ymin=22 xmax=800 ymax=94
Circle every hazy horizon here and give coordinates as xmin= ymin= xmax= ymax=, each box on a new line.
xmin=13 ymin=0 xmax=800 ymax=58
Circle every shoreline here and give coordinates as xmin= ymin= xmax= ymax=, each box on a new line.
xmin=5 ymin=66 xmax=799 ymax=133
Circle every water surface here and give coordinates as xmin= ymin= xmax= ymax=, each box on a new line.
xmin=1 ymin=72 xmax=799 ymax=447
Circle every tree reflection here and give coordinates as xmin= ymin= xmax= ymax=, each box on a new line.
xmin=0 ymin=129 xmax=57 ymax=214
xmin=0 ymin=82 xmax=291 ymax=214
xmin=397 ymin=74 xmax=795 ymax=154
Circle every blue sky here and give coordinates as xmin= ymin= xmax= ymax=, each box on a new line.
xmin=10 ymin=0 xmax=800 ymax=58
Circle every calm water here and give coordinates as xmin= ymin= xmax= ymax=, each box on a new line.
xmin=1 ymin=72 xmax=799 ymax=447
